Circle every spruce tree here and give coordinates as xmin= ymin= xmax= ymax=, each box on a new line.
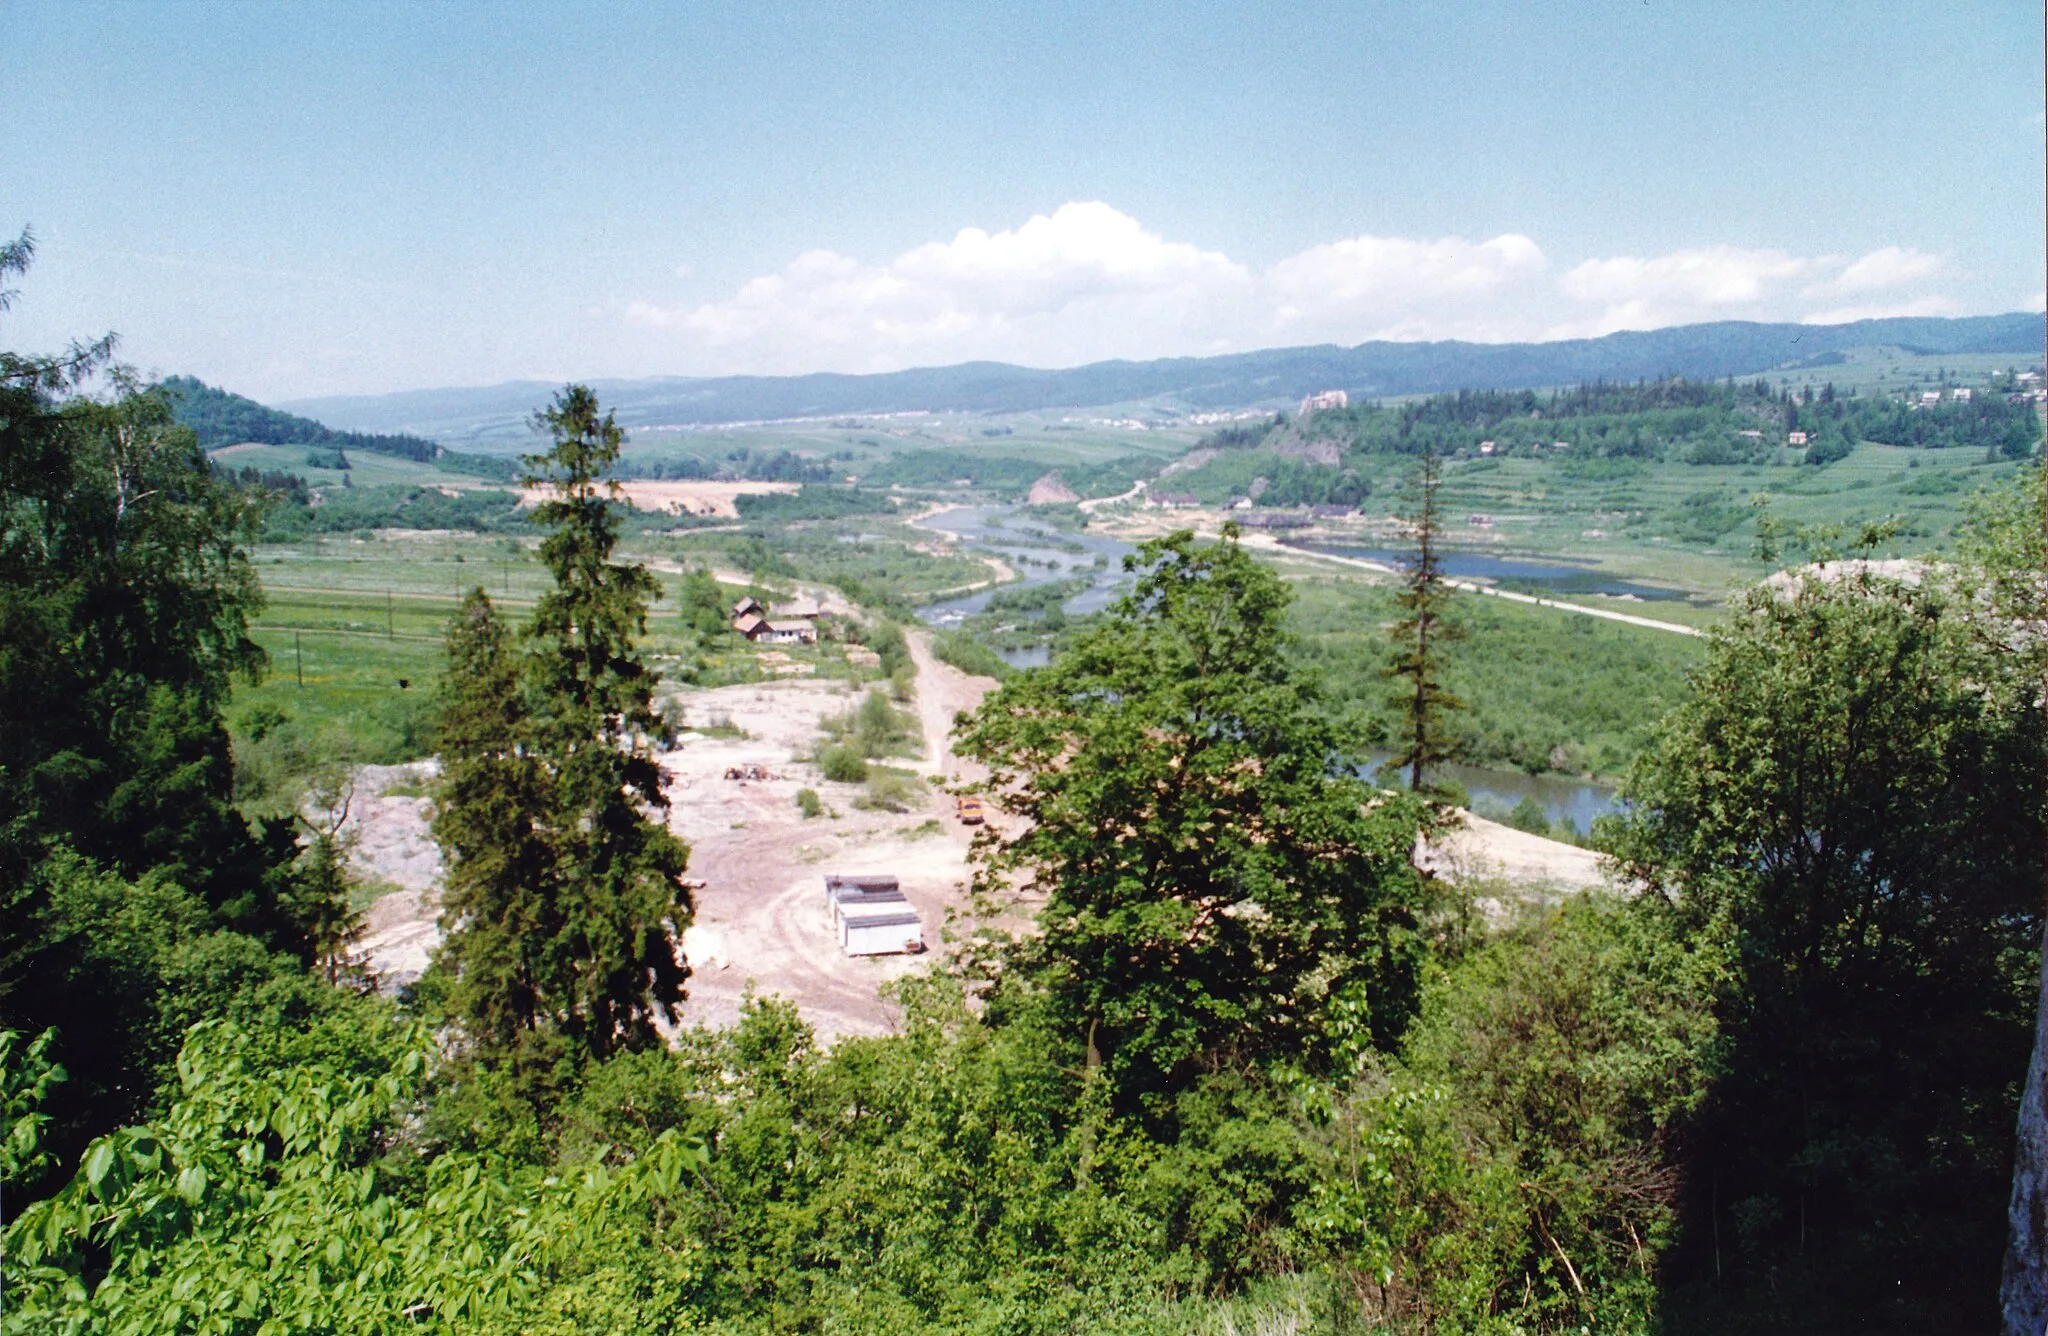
xmin=1385 ymin=443 xmax=1464 ymax=792
xmin=433 ymin=386 xmax=691 ymax=1068
xmin=432 ymin=589 xmax=555 ymax=1055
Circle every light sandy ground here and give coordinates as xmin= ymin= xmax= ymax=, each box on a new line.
xmin=522 ymin=479 xmax=798 ymax=517
xmin=347 ymin=627 xmax=1607 ymax=1036
xmin=347 ymin=763 xmax=445 ymax=986
xmin=1417 ymin=809 xmax=1615 ymax=920
xmin=657 ymin=649 xmax=996 ymax=1039
xmin=349 ymin=633 xmax=1003 ymax=1039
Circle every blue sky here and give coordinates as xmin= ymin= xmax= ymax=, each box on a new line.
xmin=4 ymin=0 xmax=2041 ymax=399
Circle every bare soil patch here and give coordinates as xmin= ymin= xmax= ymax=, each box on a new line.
xmin=521 ymin=479 xmax=798 ymax=517
xmin=349 ymin=634 xmax=1004 ymax=1042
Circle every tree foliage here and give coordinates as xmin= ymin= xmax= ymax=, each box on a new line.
xmin=432 ymin=386 xmax=692 ymax=1075
xmin=956 ymin=525 xmax=1436 ymax=1097
xmin=1612 ymin=560 xmax=2043 ymax=1329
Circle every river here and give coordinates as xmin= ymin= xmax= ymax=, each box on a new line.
xmin=1285 ymin=541 xmax=1692 ymax=602
xmin=912 ymin=504 xmax=1621 ymax=832
xmin=911 ymin=505 xmax=1137 ymax=624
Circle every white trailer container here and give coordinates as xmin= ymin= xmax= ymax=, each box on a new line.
xmin=824 ymin=874 xmax=902 ymax=918
xmin=839 ymin=904 xmax=924 ymax=956
xmin=824 ymin=874 xmax=922 ymax=955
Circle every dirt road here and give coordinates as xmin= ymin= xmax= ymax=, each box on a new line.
xmin=659 ymin=662 xmax=999 ymax=1041
xmin=903 ymin=628 xmax=1000 ymax=780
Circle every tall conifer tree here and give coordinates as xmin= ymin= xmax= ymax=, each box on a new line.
xmin=1385 ymin=443 xmax=1464 ymax=792
xmin=433 ymin=386 xmax=691 ymax=1068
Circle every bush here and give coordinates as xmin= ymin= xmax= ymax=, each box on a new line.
xmin=794 ymin=787 xmax=823 ymax=819
xmin=1505 ymin=795 xmax=1550 ymax=836
xmin=819 ymin=745 xmax=868 ymax=784
xmin=853 ymin=767 xmax=922 ymax=812
xmin=930 ymin=629 xmax=1011 ymax=680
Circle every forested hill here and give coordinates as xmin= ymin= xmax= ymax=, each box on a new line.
xmin=162 ymin=375 xmax=446 ymax=461
xmin=281 ymin=312 xmax=2044 ymax=444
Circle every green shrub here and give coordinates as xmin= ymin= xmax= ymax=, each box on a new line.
xmin=1505 ymin=794 xmax=1550 ymax=835
xmin=853 ymin=766 xmax=922 ymax=812
xmin=794 ymin=787 xmax=823 ymax=819
xmin=819 ymin=745 xmax=868 ymax=783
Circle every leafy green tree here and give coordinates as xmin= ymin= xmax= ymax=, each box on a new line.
xmin=5 ymin=1019 xmax=710 ymax=1335
xmin=1955 ymin=469 xmax=2048 ymax=1336
xmin=1310 ymin=895 xmax=1725 ymax=1332
xmin=1612 ymin=566 xmax=2042 ymax=1329
xmin=956 ymin=525 xmax=1435 ymax=1097
xmin=433 ymin=387 xmax=692 ymax=1073
xmin=0 ymin=369 xmax=283 ymax=913
xmin=1385 ymin=443 xmax=1464 ymax=792
xmin=1 ymin=240 xmax=345 ymax=1172
xmin=674 ymin=567 xmax=730 ymax=638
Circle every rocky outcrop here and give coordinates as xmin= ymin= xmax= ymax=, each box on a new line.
xmin=1026 ymin=473 xmax=1080 ymax=505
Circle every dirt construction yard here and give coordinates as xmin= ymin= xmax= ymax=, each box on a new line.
xmin=354 ymin=629 xmax=1610 ymax=1043
xmin=357 ymin=632 xmax=1004 ymax=1042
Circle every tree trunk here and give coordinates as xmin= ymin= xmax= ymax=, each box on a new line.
xmin=2005 ymin=944 xmax=2048 ymax=1336
xmin=2005 ymin=49 xmax=2048 ymax=1326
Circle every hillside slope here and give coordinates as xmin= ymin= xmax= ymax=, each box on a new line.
xmin=281 ymin=313 xmax=2045 ymax=444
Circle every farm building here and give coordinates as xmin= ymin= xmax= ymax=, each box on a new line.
xmin=823 ymin=874 xmax=924 ymax=955
xmin=733 ymin=612 xmax=768 ymax=639
xmin=760 ymin=619 xmax=818 ymax=646
xmin=732 ymin=596 xmax=764 ymax=619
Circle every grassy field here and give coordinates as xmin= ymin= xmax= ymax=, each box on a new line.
xmin=1316 ymin=443 xmax=2028 ymax=600
xmin=1282 ymin=572 xmax=1706 ymax=779
xmin=228 ymin=527 xmax=927 ymax=800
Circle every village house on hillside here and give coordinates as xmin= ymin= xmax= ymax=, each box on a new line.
xmin=758 ymin=619 xmax=817 ymax=646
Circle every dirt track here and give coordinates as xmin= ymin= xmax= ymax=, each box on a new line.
xmin=658 ymin=640 xmax=999 ymax=1039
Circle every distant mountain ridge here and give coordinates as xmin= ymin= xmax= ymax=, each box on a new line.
xmin=282 ymin=314 xmax=2046 ymax=446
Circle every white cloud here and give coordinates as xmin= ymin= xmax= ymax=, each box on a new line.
xmin=1266 ymin=233 xmax=1548 ymax=342
xmin=628 ymin=202 xmax=1252 ymax=372
xmin=624 ymin=204 xmax=1970 ymax=372
xmin=1828 ymin=245 xmax=1944 ymax=294
xmin=1553 ymin=245 xmax=1825 ymax=335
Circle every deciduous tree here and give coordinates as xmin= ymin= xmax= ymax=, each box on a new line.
xmin=956 ymin=525 xmax=1434 ymax=1097
xmin=1613 ymin=563 xmax=2042 ymax=1329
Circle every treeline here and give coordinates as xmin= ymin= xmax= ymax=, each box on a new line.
xmin=731 ymin=483 xmax=896 ymax=522
xmin=860 ymin=447 xmax=1153 ymax=499
xmin=164 ymin=375 xmax=519 ymax=479
xmin=621 ymin=447 xmax=839 ymax=483
xmin=1199 ymin=375 xmax=2041 ymax=472
xmin=260 ymin=483 xmax=527 ymax=537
